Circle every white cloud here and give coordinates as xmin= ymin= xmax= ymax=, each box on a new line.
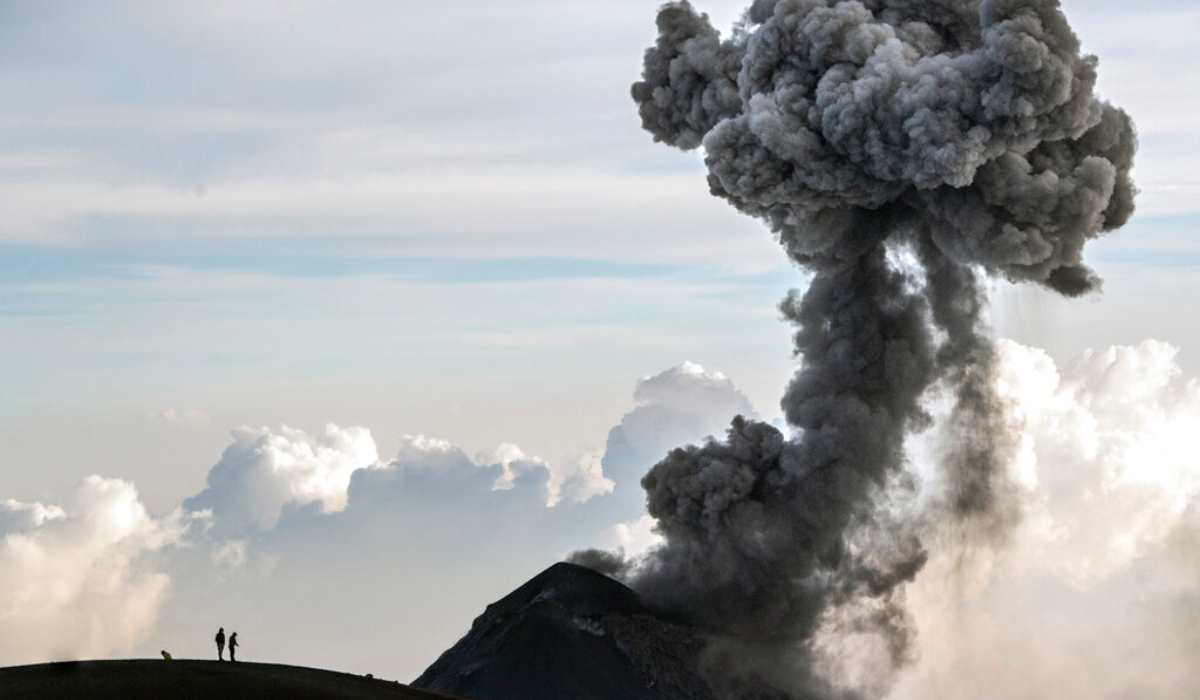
xmin=210 ymin=539 xmax=246 ymax=571
xmin=474 ymin=443 xmax=614 ymax=507
xmin=553 ymin=449 xmax=614 ymax=506
xmin=126 ymin=361 xmax=761 ymax=677
xmin=0 ymin=499 xmax=66 ymax=532
xmin=364 ymin=434 xmax=554 ymax=511
xmin=598 ymin=514 xmax=662 ymax=559
xmin=183 ymin=424 xmax=380 ymax=535
xmin=995 ymin=339 xmax=1200 ymax=586
xmin=369 ymin=433 xmax=614 ymax=510
xmin=19 ymin=346 xmax=1200 ymax=693
xmin=601 ymin=362 xmax=759 ymax=509
xmin=632 ymin=361 xmax=745 ymax=406
xmin=0 ymin=477 xmax=185 ymax=663
xmin=893 ymin=339 xmax=1200 ymax=700
xmin=478 ymin=442 xmax=548 ymax=492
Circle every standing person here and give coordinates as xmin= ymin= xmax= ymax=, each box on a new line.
xmin=215 ymin=627 xmax=226 ymax=661
xmin=229 ymin=632 xmax=239 ymax=662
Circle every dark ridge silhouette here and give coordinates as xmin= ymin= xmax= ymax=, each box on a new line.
xmin=413 ymin=562 xmax=785 ymax=700
xmin=0 ymin=659 xmax=465 ymax=700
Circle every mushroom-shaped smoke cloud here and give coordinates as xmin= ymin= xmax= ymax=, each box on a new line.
xmin=584 ymin=1 xmax=1137 ymax=697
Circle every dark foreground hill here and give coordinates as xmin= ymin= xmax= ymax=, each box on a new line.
xmin=412 ymin=562 xmax=723 ymax=700
xmin=0 ymin=659 xmax=465 ymax=700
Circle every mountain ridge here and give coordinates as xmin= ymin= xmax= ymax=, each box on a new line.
xmin=0 ymin=658 xmax=464 ymax=700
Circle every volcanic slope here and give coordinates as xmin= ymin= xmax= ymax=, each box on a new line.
xmin=413 ymin=562 xmax=786 ymax=700
xmin=0 ymin=659 xmax=465 ymax=700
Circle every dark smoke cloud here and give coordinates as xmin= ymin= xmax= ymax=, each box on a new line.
xmin=581 ymin=0 xmax=1136 ymax=697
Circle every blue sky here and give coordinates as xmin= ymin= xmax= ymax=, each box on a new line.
xmin=0 ymin=0 xmax=811 ymax=514
xmin=1 ymin=0 xmax=1199 ymax=695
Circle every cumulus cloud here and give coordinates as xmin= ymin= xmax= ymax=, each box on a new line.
xmin=368 ymin=434 xmax=548 ymax=498
xmin=484 ymin=443 xmax=537 ymax=491
xmin=599 ymin=362 xmax=758 ymax=509
xmin=183 ymin=423 xmax=380 ymax=536
xmin=139 ymin=348 xmax=1200 ymax=692
xmin=8 ymin=347 xmax=1200 ymax=694
xmin=998 ymin=338 xmax=1200 ymax=585
xmin=891 ymin=339 xmax=1200 ymax=700
xmin=0 ymin=362 xmax=767 ymax=677
xmin=553 ymin=449 xmax=613 ymax=506
xmin=0 ymin=499 xmax=65 ymax=533
xmin=136 ymin=362 xmax=763 ymax=677
xmin=0 ymin=477 xmax=186 ymax=663
xmin=341 ymin=434 xmax=557 ymax=530
xmin=594 ymin=514 xmax=664 ymax=561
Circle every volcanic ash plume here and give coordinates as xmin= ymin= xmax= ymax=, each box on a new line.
xmin=586 ymin=0 xmax=1136 ymax=696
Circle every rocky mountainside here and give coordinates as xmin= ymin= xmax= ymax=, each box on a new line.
xmin=411 ymin=562 xmax=721 ymax=700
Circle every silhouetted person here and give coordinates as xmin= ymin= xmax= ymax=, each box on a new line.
xmin=215 ymin=627 xmax=226 ymax=660
xmin=229 ymin=632 xmax=239 ymax=662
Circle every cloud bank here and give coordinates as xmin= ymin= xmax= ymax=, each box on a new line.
xmin=892 ymin=339 xmax=1200 ymax=699
xmin=0 ymin=478 xmax=186 ymax=663
xmin=3 ymin=347 xmax=1200 ymax=697
xmin=183 ymin=423 xmax=380 ymax=537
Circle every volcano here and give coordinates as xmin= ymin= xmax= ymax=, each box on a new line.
xmin=413 ymin=562 xmax=770 ymax=700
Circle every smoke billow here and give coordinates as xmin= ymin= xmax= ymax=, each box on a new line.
xmin=577 ymin=0 xmax=1137 ymax=697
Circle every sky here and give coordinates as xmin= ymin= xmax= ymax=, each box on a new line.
xmin=1 ymin=0 xmax=1199 ymax=696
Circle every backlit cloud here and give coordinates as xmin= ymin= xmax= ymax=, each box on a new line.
xmin=183 ymin=424 xmax=380 ymax=536
xmin=894 ymin=339 xmax=1200 ymax=699
xmin=0 ymin=477 xmax=186 ymax=663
